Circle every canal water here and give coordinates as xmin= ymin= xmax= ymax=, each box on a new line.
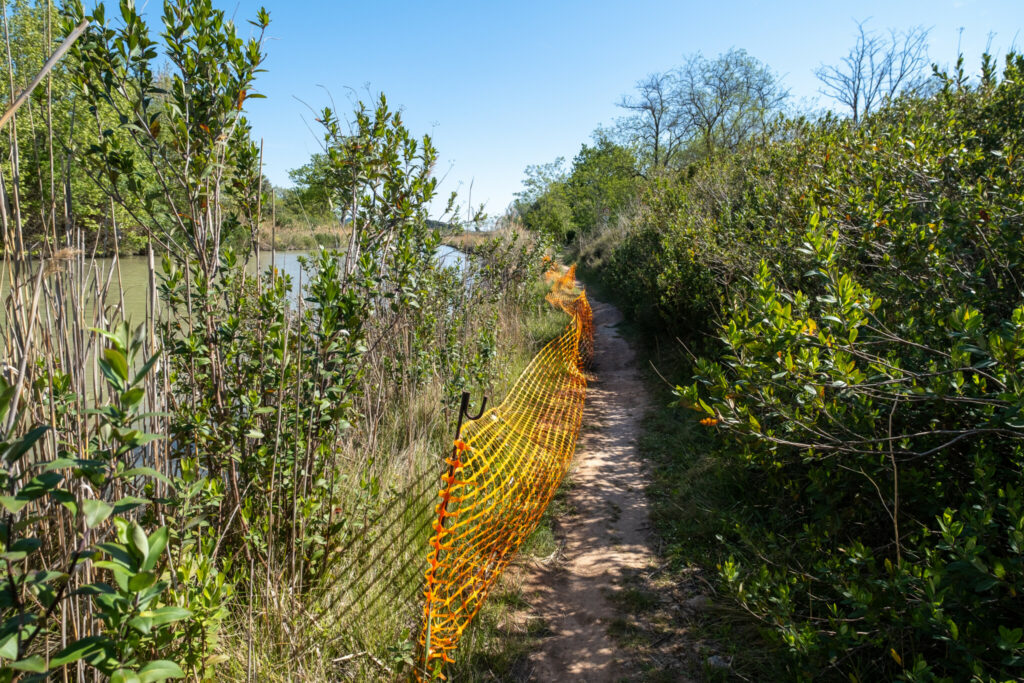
xmin=6 ymin=244 xmax=467 ymax=324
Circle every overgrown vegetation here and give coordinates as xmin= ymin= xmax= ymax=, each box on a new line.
xmin=520 ymin=36 xmax=1024 ymax=682
xmin=0 ymin=2 xmax=556 ymax=680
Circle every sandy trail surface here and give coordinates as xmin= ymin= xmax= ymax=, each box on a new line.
xmin=518 ymin=296 xmax=662 ymax=681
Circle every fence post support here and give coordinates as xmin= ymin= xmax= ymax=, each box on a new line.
xmin=421 ymin=390 xmax=487 ymax=678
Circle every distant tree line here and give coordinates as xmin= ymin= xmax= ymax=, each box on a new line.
xmin=513 ymin=21 xmax=935 ymax=248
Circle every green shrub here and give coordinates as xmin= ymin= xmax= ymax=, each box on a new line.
xmin=671 ymin=56 xmax=1024 ymax=681
xmin=580 ymin=53 xmax=1024 ymax=681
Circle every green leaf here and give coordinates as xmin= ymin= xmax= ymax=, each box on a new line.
xmin=974 ymin=577 xmax=999 ymax=592
xmin=89 ymin=327 xmax=124 ymax=349
xmin=3 ymin=426 xmax=49 ymax=463
xmin=128 ymin=615 xmax=154 ymax=634
xmin=999 ymin=625 xmax=1023 ymax=646
xmin=9 ymin=655 xmax=47 ymax=672
xmin=0 ymin=495 xmax=29 ymax=514
xmin=142 ymin=527 xmax=168 ymax=572
xmin=118 ymin=467 xmax=172 ymax=487
xmin=121 ymin=433 xmax=163 ymax=447
xmin=146 ymin=606 xmax=191 ymax=628
xmin=82 ymin=499 xmax=114 ymax=529
xmin=24 ymin=471 xmax=62 ymax=493
xmin=111 ymin=669 xmax=142 ymax=683
xmin=112 ymin=497 xmax=150 ymax=515
xmin=50 ymin=636 xmax=108 ymax=667
xmin=101 ymin=349 xmax=130 ymax=387
xmin=1 ymin=537 xmax=41 ymax=561
xmin=138 ymin=660 xmax=186 ymax=682
xmin=28 ymin=569 xmax=67 ymax=586
xmin=74 ymin=581 xmax=116 ymax=597
xmin=0 ymin=472 xmax=63 ymax=513
xmin=132 ymin=352 xmax=161 ymax=387
xmin=128 ymin=570 xmax=157 ymax=592
xmin=0 ymin=632 xmax=17 ymax=659
xmin=129 ymin=522 xmax=149 ymax=561
xmin=96 ymin=542 xmax=136 ymax=570
xmin=121 ymin=387 xmax=145 ymax=408
xmin=92 ymin=561 xmax=133 ymax=591
xmin=40 ymin=457 xmax=78 ymax=471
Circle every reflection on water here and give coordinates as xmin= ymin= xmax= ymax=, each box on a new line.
xmin=80 ymin=251 xmax=313 ymax=324
xmin=436 ymin=244 xmax=465 ymax=270
xmin=6 ymin=245 xmax=466 ymax=325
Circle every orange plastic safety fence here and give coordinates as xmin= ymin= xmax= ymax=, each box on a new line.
xmin=546 ymin=265 xmax=593 ymax=369
xmin=417 ymin=265 xmax=592 ymax=678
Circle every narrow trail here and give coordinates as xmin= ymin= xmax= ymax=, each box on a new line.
xmin=518 ymin=296 xmax=665 ymax=681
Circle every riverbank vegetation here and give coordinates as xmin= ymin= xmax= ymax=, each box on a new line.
xmin=0 ymin=1 xmax=557 ymax=680
xmin=517 ymin=30 xmax=1024 ymax=682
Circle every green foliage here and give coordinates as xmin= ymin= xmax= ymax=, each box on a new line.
xmin=64 ymin=0 xmax=270 ymax=265
xmin=519 ymin=181 xmax=573 ymax=242
xmin=0 ymin=0 xmax=146 ymax=253
xmin=514 ymin=158 xmax=572 ymax=241
xmin=278 ymin=153 xmax=336 ymax=226
xmin=515 ymin=139 xmax=639 ymax=244
xmin=587 ymin=54 xmax=1024 ymax=680
xmin=2 ymin=0 xmax=553 ymax=679
xmin=0 ymin=325 xmax=189 ymax=681
xmin=470 ymin=227 xmax=549 ymax=306
xmin=591 ymin=141 xmax=805 ymax=344
xmin=564 ymin=137 xmax=639 ymax=236
xmin=0 ymin=2 xmax=554 ymax=678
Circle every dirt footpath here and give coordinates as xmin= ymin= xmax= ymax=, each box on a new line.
xmin=518 ymin=297 xmax=668 ymax=681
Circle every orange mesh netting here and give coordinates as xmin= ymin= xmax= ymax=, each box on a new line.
xmin=417 ymin=265 xmax=593 ymax=677
xmin=547 ymin=265 xmax=593 ymax=368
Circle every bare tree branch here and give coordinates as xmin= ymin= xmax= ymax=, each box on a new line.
xmin=816 ymin=21 xmax=931 ymax=123
xmin=617 ymin=71 xmax=685 ymax=169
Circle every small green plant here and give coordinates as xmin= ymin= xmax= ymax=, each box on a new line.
xmin=0 ymin=323 xmax=193 ymax=680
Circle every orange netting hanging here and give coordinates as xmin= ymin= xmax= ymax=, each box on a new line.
xmin=417 ymin=264 xmax=593 ymax=678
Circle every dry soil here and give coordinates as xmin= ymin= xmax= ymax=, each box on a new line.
xmin=517 ymin=296 xmax=665 ymax=681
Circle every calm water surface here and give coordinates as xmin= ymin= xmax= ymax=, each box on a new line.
xmin=26 ymin=245 xmax=466 ymax=324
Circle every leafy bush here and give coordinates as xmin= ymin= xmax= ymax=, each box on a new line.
xmin=585 ymin=54 xmax=1024 ymax=680
xmin=515 ymin=138 xmax=640 ymax=245
xmin=0 ymin=326 xmax=194 ymax=681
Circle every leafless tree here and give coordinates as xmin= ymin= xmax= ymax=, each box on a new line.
xmin=617 ymin=50 xmax=788 ymax=167
xmin=816 ymin=21 xmax=931 ymax=124
xmin=677 ymin=49 xmax=789 ymax=156
xmin=617 ymin=71 xmax=685 ymax=169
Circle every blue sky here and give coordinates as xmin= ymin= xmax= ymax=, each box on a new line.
xmin=220 ymin=0 xmax=1023 ymax=219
